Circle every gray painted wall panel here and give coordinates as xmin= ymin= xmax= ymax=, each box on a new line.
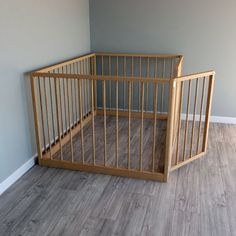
xmin=0 ymin=0 xmax=90 ymax=183
xmin=90 ymin=0 xmax=236 ymax=117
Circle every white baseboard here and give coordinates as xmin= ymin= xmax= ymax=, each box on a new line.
xmin=0 ymin=154 xmax=37 ymax=195
xmin=210 ymin=116 xmax=236 ymax=124
xmin=97 ymin=107 xmax=236 ymax=124
xmin=181 ymin=114 xmax=236 ymax=124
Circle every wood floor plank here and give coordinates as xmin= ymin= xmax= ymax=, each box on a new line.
xmin=199 ymin=142 xmax=231 ymax=236
xmin=0 ymin=123 xmax=235 ymax=236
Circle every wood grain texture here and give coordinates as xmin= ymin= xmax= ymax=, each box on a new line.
xmin=0 ymin=123 xmax=235 ymax=236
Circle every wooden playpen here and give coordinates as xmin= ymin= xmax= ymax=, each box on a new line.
xmin=30 ymin=53 xmax=215 ymax=182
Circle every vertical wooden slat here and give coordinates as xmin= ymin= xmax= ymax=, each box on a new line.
xmin=164 ymin=79 xmax=176 ymax=181
xmin=139 ymin=57 xmax=142 ymax=111
xmin=62 ymin=67 xmax=68 ymax=133
xmin=90 ymin=78 xmax=96 ymax=165
xmin=78 ymin=79 xmax=84 ymax=163
xmin=74 ymin=64 xmax=78 ymax=124
xmin=109 ymin=56 xmax=112 ymax=110
xmin=84 ymin=60 xmax=88 ymax=116
xmin=67 ymin=78 xmax=74 ymax=162
xmin=43 ymin=77 xmax=52 ymax=158
xmin=182 ymin=80 xmax=192 ymax=161
xmin=196 ymin=77 xmax=206 ymax=153
xmin=116 ymin=79 xmax=119 ymax=168
xmin=190 ymin=78 xmax=199 ymax=157
xmin=175 ymin=81 xmax=184 ymax=165
xmin=139 ymin=82 xmax=145 ymax=171
xmin=152 ymin=82 xmax=158 ymax=172
xmin=93 ymin=55 xmax=97 ymax=110
xmin=127 ymin=81 xmax=131 ymax=169
xmin=103 ymin=80 xmax=107 ymax=166
xmin=170 ymin=58 xmax=174 ymax=78
xmin=58 ymin=77 xmax=64 ymax=137
xmin=70 ymin=65 xmax=75 ymax=128
xmin=155 ymin=57 xmax=158 ymax=78
xmin=161 ymin=58 xmax=165 ymax=113
xmin=54 ymin=77 xmax=63 ymax=160
xmin=202 ymin=74 xmax=215 ymax=151
xmin=37 ymin=77 xmax=46 ymax=151
xmin=49 ymin=76 xmax=56 ymax=143
xmin=123 ymin=56 xmax=126 ymax=110
xmin=146 ymin=57 xmax=149 ymax=111
xmin=131 ymin=56 xmax=134 ymax=111
xmin=86 ymin=58 xmax=90 ymax=115
xmin=31 ymin=77 xmax=43 ymax=160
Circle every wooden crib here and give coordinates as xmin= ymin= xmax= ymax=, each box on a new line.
xmin=30 ymin=52 xmax=215 ymax=182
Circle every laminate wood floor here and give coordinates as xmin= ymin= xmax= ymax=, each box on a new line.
xmin=0 ymin=123 xmax=236 ymax=236
xmin=53 ymin=116 xmax=167 ymax=173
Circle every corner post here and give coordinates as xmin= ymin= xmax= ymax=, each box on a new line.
xmin=202 ymin=72 xmax=215 ymax=151
xmin=30 ymin=75 xmax=43 ymax=162
xmin=164 ymin=79 xmax=176 ymax=182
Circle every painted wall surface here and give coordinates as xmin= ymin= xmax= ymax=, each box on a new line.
xmin=90 ymin=0 xmax=236 ymax=117
xmin=0 ymin=0 xmax=90 ymax=183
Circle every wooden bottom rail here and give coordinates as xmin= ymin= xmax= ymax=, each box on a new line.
xmin=43 ymin=111 xmax=96 ymax=159
xmin=96 ymin=109 xmax=168 ymax=120
xmin=39 ymin=158 xmax=165 ymax=182
xmin=170 ymin=152 xmax=206 ymax=171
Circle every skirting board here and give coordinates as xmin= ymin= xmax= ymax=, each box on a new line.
xmin=181 ymin=114 xmax=236 ymax=124
xmin=98 ymin=107 xmax=236 ymax=124
xmin=0 ymin=154 xmax=37 ymax=195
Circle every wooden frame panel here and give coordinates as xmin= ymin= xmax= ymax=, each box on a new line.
xmin=30 ymin=52 xmax=214 ymax=183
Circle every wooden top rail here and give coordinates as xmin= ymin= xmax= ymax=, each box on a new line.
xmin=175 ymin=70 xmax=215 ymax=82
xmin=30 ymin=73 xmax=171 ymax=84
xmin=95 ymin=52 xmax=183 ymax=58
xmin=34 ymin=53 xmax=95 ymax=73
xmin=30 ymin=52 xmax=183 ymax=75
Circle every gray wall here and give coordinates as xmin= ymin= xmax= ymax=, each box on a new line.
xmin=90 ymin=0 xmax=236 ymax=117
xmin=0 ymin=0 xmax=90 ymax=183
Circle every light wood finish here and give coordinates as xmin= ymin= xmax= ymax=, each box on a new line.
xmin=175 ymin=81 xmax=184 ymax=165
xmin=30 ymin=77 xmax=43 ymax=159
xmin=43 ymin=78 xmax=52 ymax=158
xmin=103 ymin=80 xmax=107 ymax=166
xmin=67 ymin=78 xmax=74 ymax=162
xmin=37 ymin=77 xmax=46 ymax=151
xmin=49 ymin=77 xmax=56 ymax=143
xmin=43 ymin=112 xmax=93 ymax=160
xmin=164 ymin=80 xmax=176 ymax=181
xmin=31 ymin=73 xmax=171 ymax=84
xmin=95 ymin=52 xmax=182 ymax=58
xmin=171 ymin=72 xmax=215 ymax=170
xmin=152 ymin=83 xmax=158 ymax=172
xmin=96 ymin=109 xmax=167 ymax=120
xmin=161 ymin=58 xmax=165 ymax=113
xmin=183 ymin=80 xmax=192 ymax=161
xmin=36 ymin=53 xmax=95 ymax=73
xmin=123 ymin=56 xmax=126 ymax=110
xmin=116 ymin=80 xmax=119 ymax=168
xmin=78 ymin=79 xmax=85 ymax=163
xmin=190 ymin=78 xmax=199 ymax=157
xmin=197 ymin=77 xmax=206 ymax=152
xmin=30 ymin=52 xmax=214 ymax=183
xmin=139 ymin=82 xmax=145 ymax=171
xmin=59 ymin=77 xmax=64 ymax=139
xmin=202 ymin=74 xmax=215 ymax=151
xmin=127 ymin=81 xmax=131 ymax=169
xmin=90 ymin=80 xmax=96 ymax=165
xmin=40 ymin=158 xmax=165 ymax=181
xmin=54 ymin=77 xmax=63 ymax=159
